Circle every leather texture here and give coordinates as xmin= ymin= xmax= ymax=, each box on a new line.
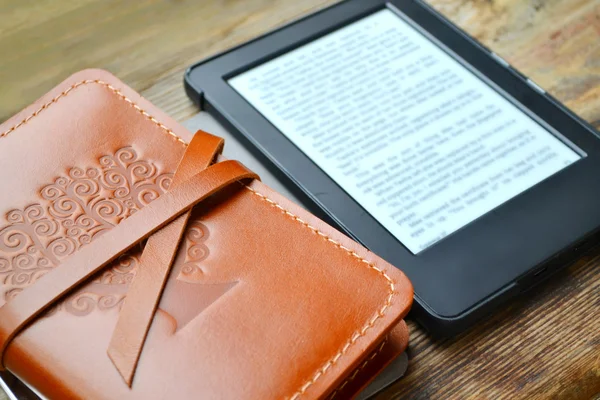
xmin=330 ymin=321 xmax=409 ymax=400
xmin=0 ymin=70 xmax=413 ymax=399
xmin=0 ymin=159 xmax=259 ymax=368
xmin=108 ymin=131 xmax=225 ymax=386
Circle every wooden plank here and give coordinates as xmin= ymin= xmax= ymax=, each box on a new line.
xmin=0 ymin=0 xmax=337 ymax=122
xmin=0 ymin=0 xmax=598 ymax=399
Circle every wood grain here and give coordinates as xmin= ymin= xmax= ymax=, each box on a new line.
xmin=0 ymin=1 xmax=598 ymax=399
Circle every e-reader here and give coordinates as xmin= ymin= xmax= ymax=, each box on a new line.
xmin=185 ymin=0 xmax=600 ymax=335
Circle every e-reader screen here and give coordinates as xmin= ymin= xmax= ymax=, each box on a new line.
xmin=228 ymin=8 xmax=582 ymax=254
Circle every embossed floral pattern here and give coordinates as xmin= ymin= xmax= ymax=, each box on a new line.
xmin=0 ymin=147 xmax=174 ymax=313
xmin=176 ymin=221 xmax=210 ymax=283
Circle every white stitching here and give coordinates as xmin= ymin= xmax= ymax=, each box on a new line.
xmin=327 ymin=339 xmax=388 ymax=400
xmin=0 ymin=80 xmax=187 ymax=146
xmin=243 ymin=186 xmax=396 ymax=400
xmin=0 ymin=78 xmax=397 ymax=400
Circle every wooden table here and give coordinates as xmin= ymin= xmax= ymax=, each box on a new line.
xmin=0 ymin=0 xmax=599 ymax=399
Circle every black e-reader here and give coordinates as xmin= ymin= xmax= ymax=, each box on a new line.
xmin=185 ymin=0 xmax=600 ymax=335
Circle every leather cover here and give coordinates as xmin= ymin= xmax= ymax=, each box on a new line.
xmin=0 ymin=70 xmax=413 ymax=399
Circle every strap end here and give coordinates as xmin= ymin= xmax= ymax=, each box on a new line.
xmin=107 ymin=347 xmax=137 ymax=388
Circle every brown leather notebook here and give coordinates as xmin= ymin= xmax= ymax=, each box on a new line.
xmin=0 ymin=70 xmax=413 ymax=399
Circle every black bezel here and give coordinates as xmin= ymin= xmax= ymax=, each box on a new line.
xmin=185 ymin=0 xmax=600 ymax=335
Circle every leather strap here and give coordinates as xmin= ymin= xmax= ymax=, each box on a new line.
xmin=0 ymin=159 xmax=258 ymax=370
xmin=108 ymin=131 xmax=224 ymax=386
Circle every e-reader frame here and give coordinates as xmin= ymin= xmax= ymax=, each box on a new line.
xmin=185 ymin=0 xmax=600 ymax=335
